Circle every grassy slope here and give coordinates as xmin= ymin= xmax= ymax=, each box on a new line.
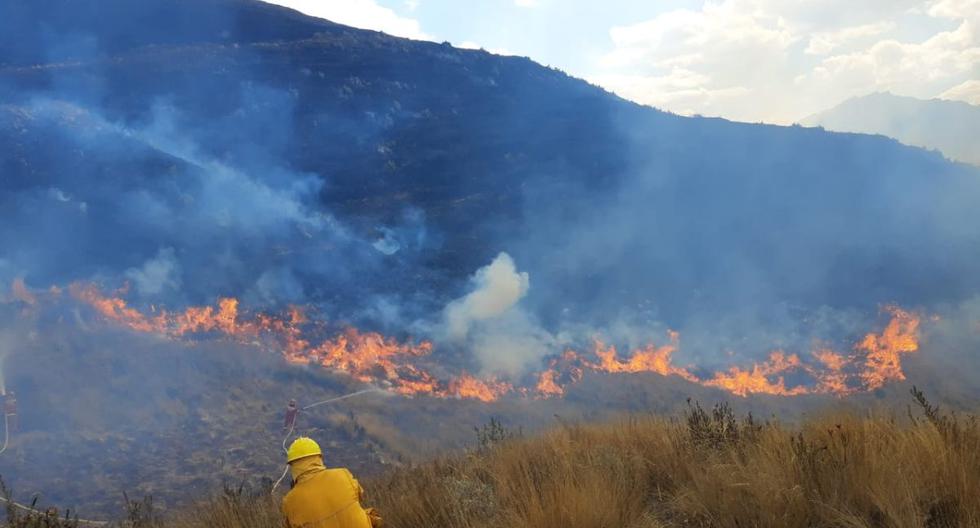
xmin=154 ymin=394 xmax=980 ymax=528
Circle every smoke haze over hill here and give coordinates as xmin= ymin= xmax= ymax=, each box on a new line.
xmin=0 ymin=0 xmax=979 ymax=516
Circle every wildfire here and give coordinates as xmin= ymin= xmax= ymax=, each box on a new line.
xmin=589 ymin=331 xmax=698 ymax=382
xmin=11 ymin=278 xmax=37 ymax=305
xmin=447 ymin=374 xmax=513 ymax=402
xmin=69 ymin=283 xmax=167 ymax=333
xmin=811 ymin=349 xmax=850 ymax=395
xmin=531 ymin=308 xmax=922 ymax=398
xmin=704 ymin=351 xmax=809 ymax=397
xmin=65 ymin=282 xmax=924 ymax=402
xmin=535 ymin=369 xmax=564 ymax=397
xmin=857 ymin=306 xmax=920 ymax=390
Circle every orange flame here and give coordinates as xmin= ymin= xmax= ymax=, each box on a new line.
xmin=589 ymin=331 xmax=698 ymax=382
xmin=811 ymin=349 xmax=851 ymax=395
xmin=704 ymin=351 xmax=809 ymax=397
xmin=68 ymin=283 xmax=482 ymax=398
xmin=535 ymin=309 xmax=922 ymax=398
xmin=857 ymin=305 xmax=920 ymax=390
xmin=67 ymin=282 xmax=923 ymax=401
xmin=535 ymin=369 xmax=564 ymax=397
xmin=11 ymin=278 xmax=37 ymax=306
xmin=447 ymin=374 xmax=513 ymax=402
xmin=69 ymin=283 xmax=167 ymax=333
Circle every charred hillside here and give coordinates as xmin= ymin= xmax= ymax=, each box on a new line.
xmin=2 ymin=1 xmax=979 ymax=323
xmin=1 ymin=0 xmax=980 ymax=518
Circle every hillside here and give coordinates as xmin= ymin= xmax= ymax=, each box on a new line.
xmin=1 ymin=0 xmax=980 ymax=518
xmin=17 ymin=398 xmax=980 ymax=528
xmin=2 ymin=296 xmax=863 ymax=516
xmin=803 ymin=92 xmax=980 ymax=166
xmin=297 ymin=400 xmax=980 ymax=528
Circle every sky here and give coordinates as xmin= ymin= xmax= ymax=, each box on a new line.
xmin=266 ymin=0 xmax=979 ymax=124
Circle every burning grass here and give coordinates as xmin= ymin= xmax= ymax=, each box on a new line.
xmin=67 ymin=282 xmax=923 ymax=400
xmin=158 ymin=388 xmax=980 ymax=528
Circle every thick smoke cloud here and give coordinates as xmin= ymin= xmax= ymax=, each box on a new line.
xmin=442 ymin=253 xmax=552 ymax=378
xmin=2 ymin=0 xmax=980 ymax=383
xmin=0 ymin=90 xmax=437 ymax=323
xmin=6 ymin=0 xmax=980 ymax=517
xmin=445 ymin=253 xmax=529 ymax=341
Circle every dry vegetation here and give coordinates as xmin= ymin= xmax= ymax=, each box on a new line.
xmin=6 ymin=389 xmax=979 ymax=528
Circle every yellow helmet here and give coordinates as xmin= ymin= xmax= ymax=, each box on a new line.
xmin=286 ymin=437 xmax=322 ymax=463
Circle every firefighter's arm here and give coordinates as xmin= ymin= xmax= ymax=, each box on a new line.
xmin=365 ymin=507 xmax=384 ymax=528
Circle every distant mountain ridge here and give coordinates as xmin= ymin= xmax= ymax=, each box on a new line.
xmin=803 ymin=92 xmax=980 ymax=166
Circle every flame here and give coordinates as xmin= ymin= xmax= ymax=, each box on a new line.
xmin=66 ymin=282 xmax=924 ymax=401
xmin=534 ymin=350 xmax=586 ymax=397
xmin=589 ymin=331 xmax=698 ymax=382
xmin=857 ymin=305 xmax=920 ymax=390
xmin=69 ymin=283 xmax=167 ymax=333
xmin=447 ymin=374 xmax=513 ymax=402
xmin=535 ymin=369 xmax=564 ymax=397
xmin=535 ymin=309 xmax=922 ymax=398
xmin=11 ymin=278 xmax=37 ymax=305
xmin=811 ymin=349 xmax=850 ymax=395
xmin=704 ymin=351 xmax=809 ymax=397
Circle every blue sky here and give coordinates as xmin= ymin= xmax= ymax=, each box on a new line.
xmin=264 ymin=0 xmax=980 ymax=123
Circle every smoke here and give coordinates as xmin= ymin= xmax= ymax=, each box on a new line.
xmin=0 ymin=92 xmax=434 ymax=316
xmin=125 ymin=248 xmax=181 ymax=297
xmin=445 ymin=253 xmax=529 ymax=341
xmin=2 ymin=0 xmax=980 ymax=392
xmin=443 ymin=253 xmax=555 ymax=378
xmin=468 ymin=313 xmax=556 ymax=379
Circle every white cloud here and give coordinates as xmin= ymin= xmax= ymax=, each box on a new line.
xmin=804 ymin=21 xmax=895 ymax=55
xmin=939 ymin=79 xmax=980 ymax=103
xmin=266 ymin=0 xmax=432 ymax=40
xmin=929 ymin=0 xmax=980 ymax=20
xmin=799 ymin=18 xmax=979 ymax=100
xmin=590 ymin=0 xmax=980 ymax=123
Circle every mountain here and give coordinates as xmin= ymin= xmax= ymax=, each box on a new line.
xmin=802 ymin=92 xmax=980 ymax=166
xmin=0 ymin=0 xmax=343 ymax=68
xmin=1 ymin=0 xmax=980 ymax=517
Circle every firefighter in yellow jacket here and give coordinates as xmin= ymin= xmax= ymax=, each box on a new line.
xmin=282 ymin=437 xmax=382 ymax=528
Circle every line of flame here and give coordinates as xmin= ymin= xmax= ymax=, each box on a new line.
xmin=61 ymin=282 xmax=922 ymax=401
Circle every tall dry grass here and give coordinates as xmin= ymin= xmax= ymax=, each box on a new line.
xmin=169 ymin=391 xmax=980 ymax=528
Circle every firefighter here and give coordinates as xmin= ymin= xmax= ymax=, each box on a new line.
xmin=283 ymin=399 xmax=299 ymax=431
xmin=282 ymin=437 xmax=382 ymax=528
xmin=4 ymin=391 xmax=17 ymax=433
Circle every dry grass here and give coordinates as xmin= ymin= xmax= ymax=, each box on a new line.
xmin=166 ymin=391 xmax=980 ymax=528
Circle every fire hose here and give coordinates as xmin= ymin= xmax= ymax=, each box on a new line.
xmin=271 ymin=388 xmax=384 ymax=492
xmin=0 ymin=387 xmax=383 ymax=521
xmin=0 ymin=412 xmax=8 ymax=457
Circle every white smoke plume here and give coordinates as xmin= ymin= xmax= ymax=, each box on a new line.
xmin=445 ymin=252 xmax=529 ymax=341
xmin=125 ymin=247 xmax=181 ymax=297
xmin=445 ymin=252 xmax=554 ymax=379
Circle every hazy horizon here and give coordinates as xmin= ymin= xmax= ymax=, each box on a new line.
xmin=263 ymin=0 xmax=980 ymax=124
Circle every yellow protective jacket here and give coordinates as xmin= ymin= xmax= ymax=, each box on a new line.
xmin=282 ymin=456 xmax=382 ymax=528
